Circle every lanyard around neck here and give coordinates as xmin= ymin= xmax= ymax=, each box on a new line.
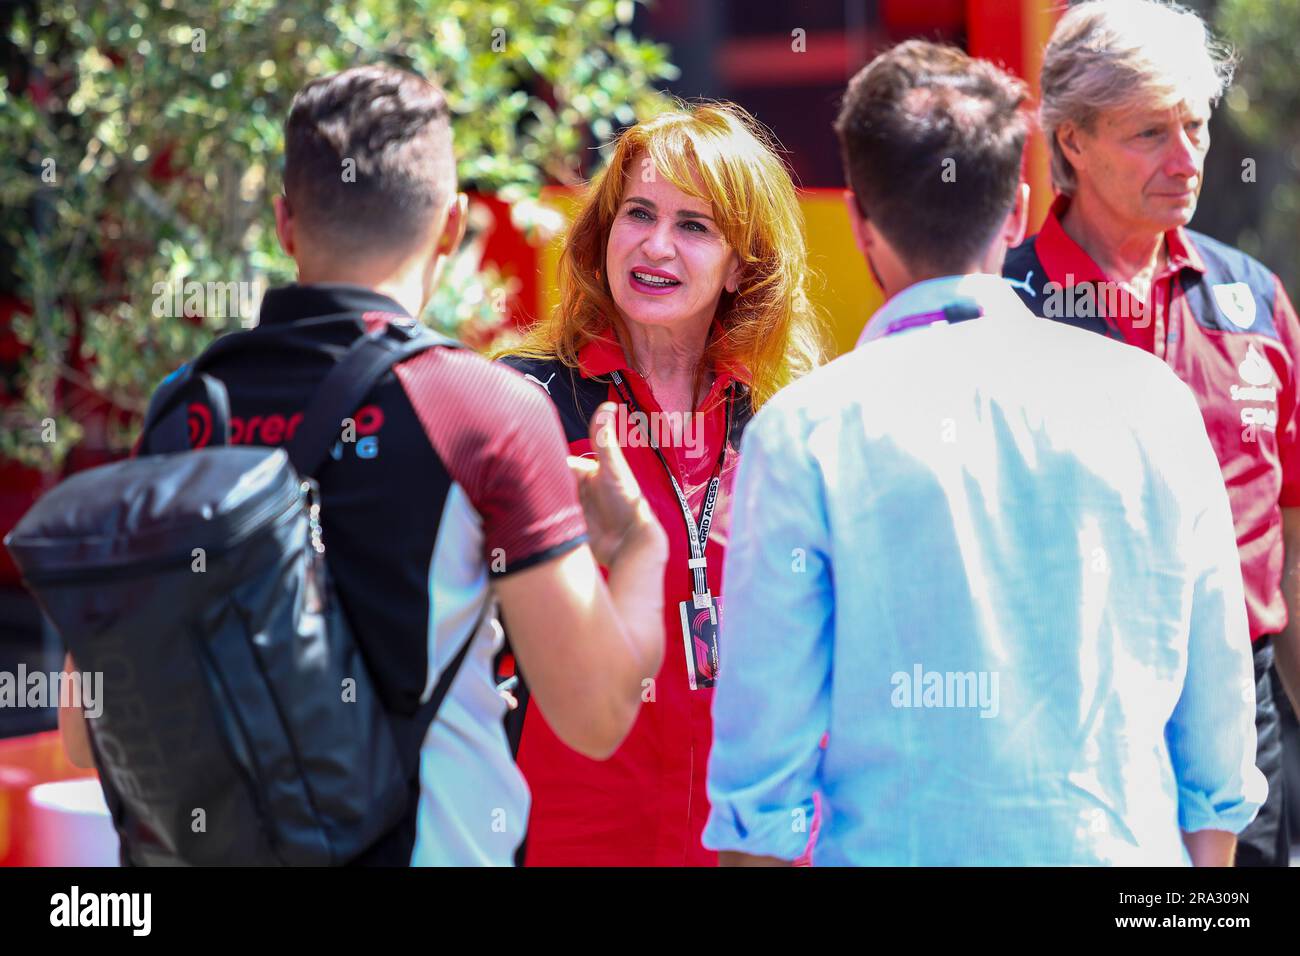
xmin=609 ymin=370 xmax=733 ymax=605
xmin=881 ymin=300 xmax=984 ymax=337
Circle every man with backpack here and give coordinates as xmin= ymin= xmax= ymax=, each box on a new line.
xmin=39 ymin=64 xmax=667 ymax=865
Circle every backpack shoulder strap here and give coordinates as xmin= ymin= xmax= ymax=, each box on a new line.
xmin=139 ymin=325 xmax=301 ymax=455
xmin=139 ymin=366 xmax=233 ymax=455
xmin=391 ymin=596 xmax=488 ymax=779
xmin=287 ymin=322 xmax=462 ymax=478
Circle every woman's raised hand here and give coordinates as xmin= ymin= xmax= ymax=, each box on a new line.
xmin=568 ymin=402 xmax=663 ymax=567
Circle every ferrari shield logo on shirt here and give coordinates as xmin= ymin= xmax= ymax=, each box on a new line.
xmin=1213 ymin=281 xmax=1258 ymax=330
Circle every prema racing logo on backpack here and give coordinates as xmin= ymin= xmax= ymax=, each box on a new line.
xmin=188 ymin=402 xmax=385 ymax=458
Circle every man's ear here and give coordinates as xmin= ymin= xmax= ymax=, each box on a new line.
xmin=418 ymin=193 xmax=469 ymax=310
xmin=842 ymin=189 xmax=872 ymax=261
xmin=1056 ymin=122 xmax=1087 ymax=176
xmin=274 ymin=194 xmax=296 ymax=258
xmin=435 ymin=192 xmax=468 ymax=258
xmin=1004 ymin=181 xmax=1030 ymax=249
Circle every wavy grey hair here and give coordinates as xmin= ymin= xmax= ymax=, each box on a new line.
xmin=1040 ymin=0 xmax=1236 ymax=194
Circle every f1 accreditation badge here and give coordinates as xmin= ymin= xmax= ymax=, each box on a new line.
xmin=679 ymin=593 xmax=721 ymax=690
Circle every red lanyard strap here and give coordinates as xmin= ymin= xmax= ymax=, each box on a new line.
xmin=609 ymin=370 xmax=733 ymax=605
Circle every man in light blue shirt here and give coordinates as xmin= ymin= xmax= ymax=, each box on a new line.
xmin=703 ymin=40 xmax=1266 ymax=866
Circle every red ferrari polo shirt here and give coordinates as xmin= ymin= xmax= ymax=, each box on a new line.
xmin=1005 ymin=195 xmax=1300 ymax=641
xmin=502 ymin=332 xmax=747 ymax=866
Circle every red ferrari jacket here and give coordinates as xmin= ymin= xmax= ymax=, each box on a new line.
xmin=501 ymin=333 xmax=750 ymax=866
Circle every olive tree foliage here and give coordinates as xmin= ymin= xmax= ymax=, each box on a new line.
xmin=0 ymin=0 xmax=676 ymax=467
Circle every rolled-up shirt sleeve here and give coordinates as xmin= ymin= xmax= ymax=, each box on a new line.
xmin=1166 ymin=393 xmax=1268 ymax=834
xmin=703 ymin=401 xmax=833 ymax=860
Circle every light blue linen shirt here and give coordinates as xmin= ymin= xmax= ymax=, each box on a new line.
xmin=704 ymin=274 xmax=1267 ymax=866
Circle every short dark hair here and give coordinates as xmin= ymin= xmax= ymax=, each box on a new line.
xmin=283 ymin=64 xmax=454 ymax=257
xmin=834 ymin=40 xmax=1030 ymax=274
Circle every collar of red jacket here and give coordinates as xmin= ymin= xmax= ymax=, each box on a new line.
xmin=576 ymin=324 xmax=751 ymax=397
xmin=1035 ymin=194 xmax=1206 ymax=288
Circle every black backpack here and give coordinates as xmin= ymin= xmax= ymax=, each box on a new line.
xmin=5 ymin=319 xmax=472 ymax=865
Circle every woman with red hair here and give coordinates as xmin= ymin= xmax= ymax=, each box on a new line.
xmin=498 ymin=101 xmax=822 ymax=866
